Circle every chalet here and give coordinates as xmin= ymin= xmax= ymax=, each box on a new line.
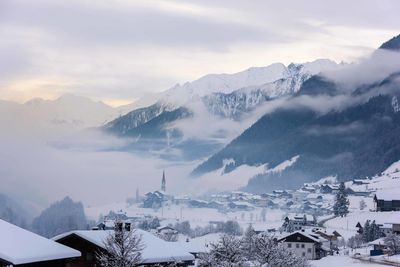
xmin=283 ymin=214 xmax=316 ymax=231
xmin=278 ymin=231 xmax=330 ymax=260
xmin=345 ymin=188 xmax=370 ymax=197
xmin=189 ymin=199 xmax=209 ymax=208
xmin=156 ymin=226 xmax=178 ymax=240
xmin=379 ymin=223 xmax=400 ymax=236
xmin=368 ymin=237 xmax=386 ymax=256
xmin=228 ymin=201 xmax=254 ymax=211
xmin=356 ymin=222 xmax=363 ymax=234
xmin=0 ymin=219 xmax=80 ymax=267
xmin=374 ymin=193 xmax=400 ymax=211
xmin=314 ymin=229 xmax=342 ymax=250
xmin=352 ymin=179 xmax=370 ymax=185
xmin=53 ymin=229 xmax=195 ymax=267
xmin=301 ymin=185 xmax=317 ymax=193
xmin=320 ymin=184 xmax=339 ymax=194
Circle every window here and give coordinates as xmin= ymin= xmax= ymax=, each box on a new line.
xmin=302 ymin=252 xmax=306 ymax=257
xmin=301 ymin=244 xmax=305 ymax=248
xmin=307 ymin=248 xmax=312 ymax=253
xmin=288 ymin=243 xmax=292 ymax=248
xmin=296 ymin=244 xmax=300 ymax=248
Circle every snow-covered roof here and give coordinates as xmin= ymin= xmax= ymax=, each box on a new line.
xmin=374 ymin=192 xmax=400 ymax=201
xmin=0 ymin=219 xmax=81 ymax=265
xmin=369 ymin=237 xmax=386 ymax=246
xmin=53 ymin=229 xmax=194 ymax=264
xmin=278 ymin=230 xmax=328 ymax=243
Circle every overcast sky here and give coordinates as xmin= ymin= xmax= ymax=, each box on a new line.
xmin=1 ymin=0 xmax=399 ymax=106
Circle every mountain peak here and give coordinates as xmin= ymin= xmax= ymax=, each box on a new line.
xmin=379 ymin=34 xmax=400 ymax=51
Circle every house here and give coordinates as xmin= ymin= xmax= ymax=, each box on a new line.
xmin=228 ymin=201 xmax=254 ymax=211
xmin=314 ymin=229 xmax=342 ymax=250
xmin=374 ymin=193 xmax=400 ymax=211
xmin=278 ymin=230 xmax=330 ymax=260
xmin=283 ymin=214 xmax=316 ymax=231
xmin=53 ymin=229 xmax=195 ymax=266
xmin=352 ymin=179 xmax=370 ymax=185
xmin=156 ymin=226 xmax=178 ymax=241
xmin=320 ymin=184 xmax=339 ymax=194
xmin=143 ymin=191 xmax=166 ymax=208
xmin=0 ymin=219 xmax=80 ymax=267
xmin=356 ymin=222 xmax=363 ymax=234
xmin=301 ymin=185 xmax=317 ymax=193
xmin=379 ymin=223 xmax=400 ymax=236
xmin=189 ymin=199 xmax=209 ymax=208
xmin=368 ymin=237 xmax=386 ymax=256
xmin=345 ymin=188 xmax=370 ymax=197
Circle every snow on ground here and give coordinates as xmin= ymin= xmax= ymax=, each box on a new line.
xmin=324 ymin=210 xmax=400 ymax=239
xmin=86 ymin=202 xmax=286 ymax=229
xmin=347 ymin=160 xmax=400 ymax=196
xmin=311 ymin=255 xmax=385 ymax=267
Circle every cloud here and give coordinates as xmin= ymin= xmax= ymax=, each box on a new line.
xmin=1 ymin=0 xmax=399 ymax=103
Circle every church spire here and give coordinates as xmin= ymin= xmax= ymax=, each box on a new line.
xmin=161 ymin=170 xmax=166 ymax=192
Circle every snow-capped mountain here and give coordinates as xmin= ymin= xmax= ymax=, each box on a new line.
xmin=106 ymin=59 xmax=340 ymax=134
xmin=155 ymin=59 xmax=339 ymax=107
xmin=0 ymin=94 xmax=129 ymax=132
xmin=191 ymin=33 xmax=400 ymax=192
xmin=202 ymin=59 xmax=339 ymax=118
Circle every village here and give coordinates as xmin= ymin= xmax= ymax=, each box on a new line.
xmin=1 ymin=162 xmax=400 ymax=267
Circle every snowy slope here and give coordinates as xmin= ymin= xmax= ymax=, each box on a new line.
xmin=149 ymin=59 xmax=339 ymax=108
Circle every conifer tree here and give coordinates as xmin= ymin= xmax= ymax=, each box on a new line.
xmin=333 ymin=182 xmax=350 ymax=217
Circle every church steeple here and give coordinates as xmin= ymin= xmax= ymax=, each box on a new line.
xmin=161 ymin=170 xmax=166 ymax=192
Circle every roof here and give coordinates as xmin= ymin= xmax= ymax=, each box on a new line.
xmin=278 ymin=230 xmax=328 ymax=243
xmin=0 ymin=219 xmax=81 ymax=265
xmin=53 ymin=229 xmax=194 ymax=264
xmin=374 ymin=192 xmax=400 ymax=201
xmin=369 ymin=237 xmax=386 ymax=246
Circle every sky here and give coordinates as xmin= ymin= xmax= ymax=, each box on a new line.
xmin=0 ymin=0 xmax=399 ymax=106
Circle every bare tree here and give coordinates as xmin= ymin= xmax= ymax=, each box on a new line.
xmin=96 ymin=222 xmax=144 ymax=267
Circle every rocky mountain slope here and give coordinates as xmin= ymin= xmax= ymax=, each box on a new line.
xmin=192 ymin=34 xmax=400 ymax=192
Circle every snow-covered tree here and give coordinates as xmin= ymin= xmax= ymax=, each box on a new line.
xmin=281 ymin=217 xmax=295 ymax=233
xmin=384 ymin=233 xmax=400 ymax=255
xmin=362 ymin=220 xmax=371 ymax=242
xmin=96 ymin=221 xmax=144 ymax=267
xmin=347 ymin=234 xmax=363 ymax=249
xmin=32 ymin=196 xmax=87 ymax=237
xmin=361 ymin=220 xmax=380 ymax=242
xmin=333 ymin=182 xmax=349 ymax=217
xmin=199 ymin=233 xmax=309 ymax=267
xmin=198 ymin=234 xmax=245 ymax=267
xmin=241 ymin=224 xmax=257 ymax=260
xmin=223 ymin=220 xmax=242 ymax=236
xmin=359 ymin=199 xmax=366 ymax=210
xmin=252 ymin=235 xmax=309 ymax=267
xmin=370 ymin=220 xmax=381 ymax=241
xmin=174 ymin=221 xmax=191 ymax=235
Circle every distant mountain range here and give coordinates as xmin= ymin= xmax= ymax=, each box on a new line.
xmin=103 ymin=59 xmax=340 ymax=160
xmin=0 ymin=94 xmax=133 ymax=131
xmin=192 ymin=34 xmax=400 ymax=192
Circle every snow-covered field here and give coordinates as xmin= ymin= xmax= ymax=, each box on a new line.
xmin=86 ymin=202 xmax=286 ymax=229
xmin=311 ymin=255 xmax=385 ymax=267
